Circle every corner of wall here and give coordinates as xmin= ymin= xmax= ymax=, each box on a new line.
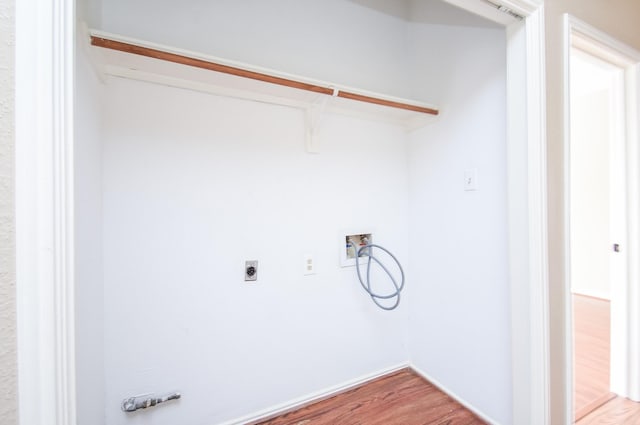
xmin=74 ymin=23 xmax=106 ymax=425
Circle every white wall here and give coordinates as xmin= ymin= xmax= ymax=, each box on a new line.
xmin=569 ymin=80 xmax=611 ymax=299
xmin=98 ymin=0 xmax=412 ymax=99
xmin=101 ymin=77 xmax=410 ymax=424
xmin=407 ymin=23 xmax=510 ymax=424
xmin=77 ymin=0 xmax=101 ymax=28
xmin=0 ymin=0 xmax=17 ymax=423
xmin=75 ymin=28 xmax=106 ymax=425
xmin=92 ymin=3 xmax=415 ymax=423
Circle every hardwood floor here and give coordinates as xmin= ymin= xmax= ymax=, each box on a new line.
xmin=576 ymin=396 xmax=640 ymax=424
xmin=255 ymin=369 xmax=485 ymax=425
xmin=573 ymin=294 xmax=640 ymax=423
xmin=573 ymin=294 xmax=612 ymax=421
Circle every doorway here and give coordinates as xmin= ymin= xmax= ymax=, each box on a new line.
xmin=567 ymin=19 xmax=640 ymax=423
xmin=569 ymin=46 xmax=624 ymax=421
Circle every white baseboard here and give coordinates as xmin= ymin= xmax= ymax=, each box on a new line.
xmin=220 ymin=362 xmax=410 ymax=425
xmin=220 ymin=363 xmax=499 ymax=425
xmin=571 ymin=288 xmax=610 ymax=301
xmin=409 ymin=364 xmax=499 ymax=425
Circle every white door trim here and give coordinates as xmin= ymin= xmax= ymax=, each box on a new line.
xmin=15 ymin=0 xmax=76 ymax=424
xmin=563 ymin=13 xmax=640 ymax=408
xmin=627 ymin=60 xmax=640 ymax=403
xmin=523 ymin=7 xmax=550 ymax=424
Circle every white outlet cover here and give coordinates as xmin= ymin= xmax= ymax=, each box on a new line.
xmin=303 ymin=254 xmax=316 ymax=275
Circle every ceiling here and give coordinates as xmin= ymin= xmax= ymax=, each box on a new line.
xmin=348 ymin=0 xmax=502 ymax=28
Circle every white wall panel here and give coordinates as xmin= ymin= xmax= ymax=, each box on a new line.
xmin=102 ymin=77 xmax=410 ymax=424
xmin=407 ymin=23 xmax=510 ymax=424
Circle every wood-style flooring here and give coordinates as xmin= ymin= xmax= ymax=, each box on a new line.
xmin=577 ymin=396 xmax=640 ymax=424
xmin=255 ymin=368 xmax=486 ymax=425
xmin=573 ymin=294 xmax=640 ymax=423
xmin=573 ymin=294 xmax=613 ymax=421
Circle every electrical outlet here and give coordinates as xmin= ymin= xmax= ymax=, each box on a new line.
xmin=304 ymin=255 xmax=316 ymax=275
xmin=245 ymin=260 xmax=258 ymax=281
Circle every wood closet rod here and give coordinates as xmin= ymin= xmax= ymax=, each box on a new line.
xmin=90 ymin=36 xmax=439 ymax=116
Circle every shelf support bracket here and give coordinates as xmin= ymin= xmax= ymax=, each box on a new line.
xmin=305 ymin=88 xmax=338 ymax=154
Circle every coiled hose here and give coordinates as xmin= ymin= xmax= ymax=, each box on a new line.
xmin=355 ymin=243 xmax=405 ymax=310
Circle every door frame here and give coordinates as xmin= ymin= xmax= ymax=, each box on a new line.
xmin=563 ymin=14 xmax=640 ymax=408
xmin=15 ymin=0 xmax=76 ymax=423
xmin=500 ymin=3 xmax=549 ymax=424
xmin=13 ymin=1 xmax=548 ymax=424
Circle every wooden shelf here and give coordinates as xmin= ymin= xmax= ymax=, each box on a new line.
xmin=87 ymin=29 xmax=439 ymax=133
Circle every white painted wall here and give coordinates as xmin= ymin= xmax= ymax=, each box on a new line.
xmin=101 ymin=77 xmax=410 ymax=424
xmin=75 ymin=28 xmax=106 ymax=425
xmin=89 ymin=4 xmax=415 ymax=423
xmin=77 ymin=0 xmax=101 ymax=28
xmin=98 ymin=0 xmax=412 ymax=99
xmin=569 ymin=53 xmax=612 ymax=300
xmin=406 ymin=23 xmax=510 ymax=424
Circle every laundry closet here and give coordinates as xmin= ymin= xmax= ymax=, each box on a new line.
xmin=74 ymin=1 xmax=511 ymax=423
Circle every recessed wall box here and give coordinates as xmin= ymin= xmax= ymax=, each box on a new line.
xmin=340 ymin=233 xmax=372 ymax=267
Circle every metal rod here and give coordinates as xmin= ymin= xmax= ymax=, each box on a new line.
xmin=121 ymin=391 xmax=181 ymax=412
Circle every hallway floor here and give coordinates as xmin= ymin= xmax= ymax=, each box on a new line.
xmin=577 ymin=396 xmax=640 ymax=424
xmin=573 ymin=294 xmax=612 ymax=420
xmin=573 ymin=294 xmax=640 ymax=423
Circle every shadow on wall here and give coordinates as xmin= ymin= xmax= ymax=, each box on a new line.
xmin=348 ymin=0 xmax=501 ymax=27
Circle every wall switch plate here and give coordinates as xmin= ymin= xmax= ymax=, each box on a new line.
xmin=464 ymin=168 xmax=478 ymax=191
xmin=303 ymin=255 xmax=316 ymax=275
xmin=245 ymin=260 xmax=258 ymax=281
